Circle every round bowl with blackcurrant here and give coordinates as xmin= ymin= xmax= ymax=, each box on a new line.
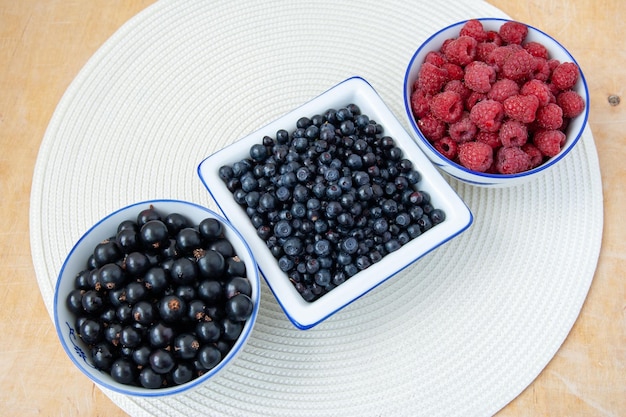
xmin=198 ymin=76 xmax=473 ymax=330
xmin=54 ymin=199 xmax=260 ymax=396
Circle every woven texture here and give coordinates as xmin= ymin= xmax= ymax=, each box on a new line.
xmin=30 ymin=1 xmax=603 ymax=416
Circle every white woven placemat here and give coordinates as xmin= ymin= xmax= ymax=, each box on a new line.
xmin=30 ymin=1 xmax=603 ymax=416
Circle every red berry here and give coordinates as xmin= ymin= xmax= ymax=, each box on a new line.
xmin=417 ymin=113 xmax=446 ymax=141
xmin=465 ymin=91 xmax=486 ymax=111
xmin=430 ymin=91 xmax=464 ymax=123
xmin=448 ymin=112 xmax=477 ymax=142
xmin=536 ymin=103 xmax=563 ymax=130
xmin=499 ymin=119 xmax=528 ymax=147
xmin=417 ymin=62 xmax=448 ymax=95
xmin=424 ymin=50 xmax=447 ymax=67
xmin=476 ymin=41 xmax=498 ymax=62
xmin=520 ymin=79 xmax=553 ymax=107
xmin=410 ymin=88 xmax=431 ymax=119
xmin=503 ymin=94 xmax=540 ymax=123
xmin=496 ymin=146 xmax=531 ymax=174
xmin=464 ymin=61 xmax=496 ymax=93
xmin=556 ymin=90 xmax=585 ymax=118
xmin=551 ymin=62 xmax=579 ymax=90
xmin=476 ymin=131 xmax=501 ymax=149
xmin=433 ymin=136 xmax=458 ymax=160
xmin=486 ymin=44 xmax=522 ymax=71
xmin=443 ymin=35 xmax=478 ymax=66
xmin=487 ymin=78 xmax=520 ymax=102
xmin=499 ymin=21 xmax=528 ymax=45
xmin=502 ymin=49 xmax=536 ymax=81
xmin=521 ymin=143 xmax=544 ymax=168
xmin=442 ymin=62 xmax=464 ymax=81
xmin=534 ymin=129 xmax=566 ymax=157
xmin=460 ymin=19 xmax=488 ymax=42
xmin=524 ymin=41 xmax=549 ymax=59
xmin=469 ymin=99 xmax=504 ymax=132
xmin=443 ymin=79 xmax=471 ymax=101
xmin=458 ymin=141 xmax=494 ymax=172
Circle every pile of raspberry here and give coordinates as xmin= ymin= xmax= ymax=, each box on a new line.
xmin=410 ymin=19 xmax=586 ymax=174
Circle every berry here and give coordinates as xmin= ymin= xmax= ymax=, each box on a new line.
xmin=458 ymin=141 xmax=494 ymax=172
xmin=417 ymin=62 xmax=448 ymax=95
xmin=469 ymin=99 xmax=504 ymax=132
xmin=448 ymin=112 xmax=477 ymax=142
xmin=443 ymin=80 xmax=471 ymax=101
xmin=410 ymin=88 xmax=431 ymax=119
xmin=487 ymin=79 xmax=519 ymax=102
xmin=443 ymin=35 xmax=477 ymax=66
xmin=520 ymin=79 xmax=553 ymax=107
xmin=499 ymin=119 xmax=528 ymax=147
xmin=503 ymin=94 xmax=540 ymax=123
xmin=417 ymin=113 xmax=446 ymax=141
xmin=441 ymin=62 xmax=464 ymax=81
xmin=429 ymin=91 xmax=464 ymax=123
xmin=536 ymin=103 xmax=563 ymax=130
xmin=522 ymin=143 xmax=544 ymax=168
xmin=496 ymin=146 xmax=531 ymax=174
xmin=556 ymin=90 xmax=585 ymax=118
xmin=433 ymin=137 xmax=458 ymax=160
xmin=486 ymin=44 xmax=522 ymax=71
xmin=524 ymin=41 xmax=549 ymax=59
xmin=459 ymin=19 xmax=488 ymax=41
xmin=464 ymin=61 xmax=495 ymax=93
xmin=534 ymin=129 xmax=566 ymax=157
xmin=476 ymin=131 xmax=501 ymax=149
xmin=551 ymin=62 xmax=579 ymax=90
xmin=499 ymin=21 xmax=528 ymax=44
xmin=501 ymin=50 xmax=536 ymax=81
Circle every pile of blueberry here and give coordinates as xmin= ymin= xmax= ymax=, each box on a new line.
xmin=219 ymin=104 xmax=445 ymax=302
xmin=65 ymin=206 xmax=254 ymax=389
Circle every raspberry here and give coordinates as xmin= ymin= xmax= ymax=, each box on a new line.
xmin=487 ymin=79 xmax=520 ymax=102
xmin=429 ymin=91 xmax=464 ymax=123
xmin=556 ymin=90 xmax=585 ymax=118
xmin=442 ymin=62 xmax=464 ymax=81
xmin=433 ymin=136 xmax=458 ymax=160
xmin=502 ymin=49 xmax=536 ymax=81
xmin=535 ymin=103 xmax=563 ymax=130
xmin=520 ymin=79 xmax=553 ymax=106
xmin=444 ymin=80 xmax=471 ymax=101
xmin=469 ymin=99 xmax=504 ymax=132
xmin=521 ymin=143 xmax=544 ymax=168
xmin=417 ymin=62 xmax=448 ymax=95
xmin=448 ymin=112 xmax=477 ymax=142
xmin=424 ymin=51 xmax=447 ymax=67
xmin=551 ymin=62 xmax=579 ymax=90
xmin=532 ymin=58 xmax=551 ymax=82
xmin=496 ymin=146 xmax=531 ymax=174
xmin=485 ymin=30 xmax=503 ymax=45
xmin=410 ymin=88 xmax=431 ymax=119
xmin=417 ymin=113 xmax=446 ymax=141
xmin=499 ymin=21 xmax=528 ymax=45
xmin=524 ymin=41 xmax=549 ymax=59
xmin=476 ymin=130 xmax=501 ymax=149
xmin=464 ymin=61 xmax=496 ymax=93
xmin=458 ymin=141 xmax=494 ymax=172
xmin=459 ymin=19 xmax=488 ymax=42
xmin=486 ymin=44 xmax=522 ymax=71
xmin=533 ymin=129 xmax=566 ymax=157
xmin=476 ymin=41 xmax=498 ymax=62
xmin=503 ymin=94 xmax=539 ymax=123
xmin=499 ymin=119 xmax=528 ymax=147
xmin=443 ymin=35 xmax=478 ymax=66
xmin=465 ymin=91 xmax=486 ymax=111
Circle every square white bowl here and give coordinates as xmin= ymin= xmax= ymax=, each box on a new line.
xmin=198 ymin=76 xmax=473 ymax=329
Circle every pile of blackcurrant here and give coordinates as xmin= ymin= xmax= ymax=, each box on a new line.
xmin=66 ymin=206 xmax=254 ymax=389
xmin=219 ymin=103 xmax=445 ymax=302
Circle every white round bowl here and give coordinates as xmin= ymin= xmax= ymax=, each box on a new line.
xmin=403 ymin=18 xmax=590 ymax=187
xmin=53 ymin=199 xmax=260 ymax=397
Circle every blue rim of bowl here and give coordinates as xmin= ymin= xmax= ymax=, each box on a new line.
xmin=53 ymin=198 xmax=261 ymax=397
xmin=403 ymin=17 xmax=590 ymax=183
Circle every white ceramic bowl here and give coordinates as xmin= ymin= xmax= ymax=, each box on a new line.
xmin=198 ymin=76 xmax=473 ymax=330
xmin=403 ymin=18 xmax=590 ymax=187
xmin=54 ymin=199 xmax=260 ymax=397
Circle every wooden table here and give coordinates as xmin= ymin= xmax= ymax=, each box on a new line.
xmin=1 ymin=0 xmax=624 ymax=415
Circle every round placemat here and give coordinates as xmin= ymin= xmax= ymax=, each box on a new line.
xmin=30 ymin=1 xmax=603 ymax=416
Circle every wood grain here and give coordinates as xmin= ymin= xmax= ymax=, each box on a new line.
xmin=1 ymin=0 xmax=623 ymax=415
